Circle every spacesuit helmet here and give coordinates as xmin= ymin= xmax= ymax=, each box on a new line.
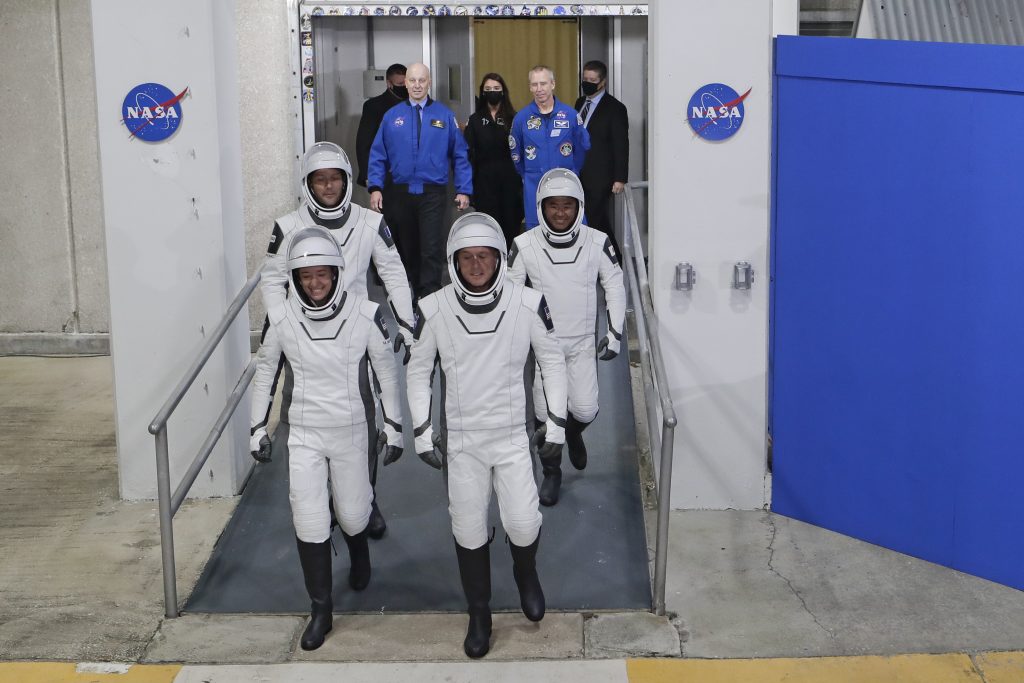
xmin=287 ymin=226 xmax=346 ymax=320
xmin=536 ymin=167 xmax=585 ymax=244
xmin=446 ymin=212 xmax=507 ymax=307
xmin=301 ymin=141 xmax=353 ymax=220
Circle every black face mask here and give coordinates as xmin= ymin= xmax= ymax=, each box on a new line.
xmin=482 ymin=90 xmax=504 ymax=106
xmin=391 ymin=85 xmax=408 ymax=100
xmin=581 ymin=81 xmax=600 ymax=97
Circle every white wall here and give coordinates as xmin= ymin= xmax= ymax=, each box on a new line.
xmin=91 ymin=0 xmax=251 ymax=499
xmin=649 ymin=0 xmax=781 ymax=509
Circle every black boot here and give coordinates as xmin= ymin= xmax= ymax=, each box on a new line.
xmin=455 ymin=541 xmax=492 ymax=659
xmin=342 ymin=528 xmax=371 ymax=591
xmin=295 ymin=537 xmax=333 ymax=651
xmin=509 ymin=533 xmax=545 ymax=622
xmin=566 ymin=414 xmax=591 ymax=471
xmin=538 ymin=451 xmax=562 ymax=507
xmin=367 ymin=498 xmax=387 ymax=540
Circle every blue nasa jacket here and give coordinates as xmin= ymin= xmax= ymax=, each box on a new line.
xmin=367 ymin=98 xmax=473 ymax=196
xmin=510 ymin=97 xmax=590 ymax=226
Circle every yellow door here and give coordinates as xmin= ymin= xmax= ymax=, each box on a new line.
xmin=472 ymin=19 xmax=580 ymax=112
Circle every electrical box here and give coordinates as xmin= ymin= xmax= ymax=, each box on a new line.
xmin=363 ymin=69 xmax=386 ymax=99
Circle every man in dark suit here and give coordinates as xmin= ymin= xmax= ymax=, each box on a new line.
xmin=355 ymin=63 xmax=407 ymax=187
xmin=575 ymin=60 xmax=628 ymax=253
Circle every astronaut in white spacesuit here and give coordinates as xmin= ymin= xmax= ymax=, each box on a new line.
xmin=508 ymin=168 xmax=626 ymax=506
xmin=261 ymin=141 xmax=414 ymax=539
xmin=250 ymin=226 xmax=403 ymax=651
xmin=406 ymin=213 xmax=567 ymax=659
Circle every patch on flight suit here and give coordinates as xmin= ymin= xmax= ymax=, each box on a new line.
xmin=377 ymin=217 xmax=395 ymax=247
xmin=527 ymin=116 xmax=541 ymax=130
xmin=553 ymin=120 xmax=569 ymax=129
xmin=537 ymin=296 xmax=555 ymax=332
xmin=508 ymin=134 xmax=517 ymax=150
xmin=430 ymin=119 xmax=445 ymax=128
xmin=267 ymin=223 xmax=284 ymax=255
xmin=511 ymin=153 xmax=520 ymax=162
xmin=559 ymin=142 xmax=573 ymax=157
xmin=603 ymin=237 xmax=620 ymax=266
xmin=394 ymin=116 xmax=405 ymax=127
xmin=413 ymin=304 xmax=426 ymax=341
xmin=525 ymin=145 xmax=537 ymax=160
xmin=373 ymin=307 xmax=391 ymax=343
xmin=555 ymin=110 xmax=567 ymax=119
xmin=508 ymin=240 xmax=519 ymax=268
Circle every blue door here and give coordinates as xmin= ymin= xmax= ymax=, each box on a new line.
xmin=771 ymin=36 xmax=1024 ymax=590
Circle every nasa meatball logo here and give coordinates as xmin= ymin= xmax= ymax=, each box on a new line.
xmin=122 ymin=83 xmax=188 ymax=142
xmin=686 ymin=83 xmax=751 ymax=141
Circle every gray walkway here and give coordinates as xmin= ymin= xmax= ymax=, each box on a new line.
xmin=3 ymin=355 xmax=1024 ymax=665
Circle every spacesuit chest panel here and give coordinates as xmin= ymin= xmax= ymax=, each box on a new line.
xmin=528 ymin=240 xmax=598 ymax=340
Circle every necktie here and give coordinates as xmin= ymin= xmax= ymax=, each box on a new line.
xmin=580 ymin=99 xmax=592 ymax=125
xmin=415 ymin=104 xmax=422 ymax=143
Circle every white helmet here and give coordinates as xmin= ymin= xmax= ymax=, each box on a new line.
xmin=536 ymin=167 xmax=585 ymax=244
xmin=446 ymin=212 xmax=507 ymax=307
xmin=301 ymin=141 xmax=353 ymax=220
xmin=287 ymin=226 xmax=346 ymax=320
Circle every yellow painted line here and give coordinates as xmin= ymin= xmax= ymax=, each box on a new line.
xmin=0 ymin=663 xmax=181 ymax=683
xmin=974 ymin=651 xmax=1024 ymax=683
xmin=627 ymin=652 xmax=1012 ymax=683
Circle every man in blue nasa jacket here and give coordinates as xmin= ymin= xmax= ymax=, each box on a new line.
xmin=368 ymin=63 xmax=472 ymax=300
xmin=510 ymin=65 xmax=590 ymax=228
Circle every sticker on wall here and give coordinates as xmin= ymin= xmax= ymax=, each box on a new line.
xmin=301 ymin=31 xmax=313 ymax=45
xmin=406 ymin=6 xmax=419 ymax=14
xmin=686 ymin=83 xmax=750 ymax=141
xmin=304 ymin=89 xmax=315 ymax=102
xmin=121 ymin=83 xmax=188 ymax=142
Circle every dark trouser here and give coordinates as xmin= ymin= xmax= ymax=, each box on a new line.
xmin=474 ymin=173 xmax=524 ymax=250
xmin=583 ymin=186 xmax=621 ymax=255
xmin=384 ymin=184 xmax=448 ymax=301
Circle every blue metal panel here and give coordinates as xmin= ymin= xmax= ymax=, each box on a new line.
xmin=771 ymin=36 xmax=1024 ymax=589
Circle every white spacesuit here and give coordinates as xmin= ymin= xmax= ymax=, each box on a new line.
xmin=261 ymin=141 xmax=414 ymax=538
xmin=508 ymin=168 xmax=626 ymax=506
xmin=406 ymin=212 xmax=567 ymax=659
xmin=250 ymin=226 xmax=403 ymax=652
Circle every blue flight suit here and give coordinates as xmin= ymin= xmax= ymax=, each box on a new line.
xmin=510 ymin=98 xmax=590 ymax=228
xmin=368 ymin=98 xmax=473 ymax=298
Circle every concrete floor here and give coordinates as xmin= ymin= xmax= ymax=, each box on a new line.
xmin=2 ymin=355 xmax=1024 ymax=673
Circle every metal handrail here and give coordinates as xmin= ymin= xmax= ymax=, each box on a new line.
xmin=617 ymin=182 xmax=679 ymax=617
xmin=147 ymin=271 xmax=261 ymax=618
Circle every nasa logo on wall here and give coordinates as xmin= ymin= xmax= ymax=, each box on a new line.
xmin=121 ymin=83 xmax=188 ymax=142
xmin=686 ymin=83 xmax=751 ymax=142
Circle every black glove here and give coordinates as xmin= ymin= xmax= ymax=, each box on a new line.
xmin=418 ymin=431 xmax=445 ymax=470
xmin=597 ymin=334 xmax=619 ymax=361
xmin=374 ymin=430 xmax=403 ymax=466
xmin=393 ymin=332 xmax=411 ymax=365
xmin=251 ymin=435 xmax=272 ymax=463
xmin=530 ymin=424 xmax=563 ymax=460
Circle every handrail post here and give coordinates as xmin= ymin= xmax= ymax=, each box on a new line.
xmin=154 ymin=426 xmax=178 ymax=618
xmin=653 ymin=418 xmax=677 ymax=616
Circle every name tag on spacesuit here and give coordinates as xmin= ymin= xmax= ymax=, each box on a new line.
xmin=553 ymin=120 xmax=569 ymax=129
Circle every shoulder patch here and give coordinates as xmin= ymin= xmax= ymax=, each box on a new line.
xmin=537 ymin=295 xmax=554 ymax=332
xmin=602 ymin=237 xmax=620 ymax=266
xmin=413 ymin=304 xmax=427 ymax=341
xmin=259 ymin=315 xmax=271 ymax=343
xmin=373 ymin=306 xmax=390 ymax=343
xmin=507 ymin=240 xmax=519 ymax=268
xmin=377 ymin=216 xmax=395 ymax=248
xmin=267 ymin=223 xmax=284 ymax=255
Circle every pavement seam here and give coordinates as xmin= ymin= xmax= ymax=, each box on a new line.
xmin=765 ymin=513 xmax=836 ymax=642
xmin=968 ymin=652 xmax=990 ymax=683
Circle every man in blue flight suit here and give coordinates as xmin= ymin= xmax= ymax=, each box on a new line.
xmin=510 ymin=65 xmax=590 ymax=228
xmin=368 ymin=63 xmax=473 ymax=301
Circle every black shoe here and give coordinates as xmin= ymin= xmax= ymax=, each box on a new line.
xmin=509 ymin=534 xmax=545 ymax=622
xmin=295 ymin=538 xmax=333 ymax=650
xmin=367 ymin=500 xmax=387 ymax=540
xmin=566 ymin=414 xmax=590 ymax=471
xmin=455 ymin=541 xmax=492 ymax=659
xmin=342 ymin=528 xmax=372 ymax=591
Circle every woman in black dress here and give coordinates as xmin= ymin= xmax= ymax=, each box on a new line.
xmin=464 ymin=73 xmax=524 ymax=248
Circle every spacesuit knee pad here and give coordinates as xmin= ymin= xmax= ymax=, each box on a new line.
xmin=335 ymin=503 xmax=372 ymax=536
xmin=451 ymin=509 xmax=490 ymax=549
xmin=569 ymin=403 xmax=599 ymax=425
xmin=501 ymin=506 xmax=542 ymax=548
xmin=291 ymin=502 xmax=331 ymax=544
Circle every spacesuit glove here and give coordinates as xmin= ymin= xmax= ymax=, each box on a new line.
xmin=393 ymin=332 xmax=411 ymax=365
xmin=531 ymin=423 xmax=565 ymax=455
xmin=249 ymin=429 xmax=272 ymax=463
xmin=597 ymin=333 xmax=620 ymax=361
xmin=417 ymin=431 xmax=445 ymax=470
xmin=379 ymin=428 xmax=404 ymax=466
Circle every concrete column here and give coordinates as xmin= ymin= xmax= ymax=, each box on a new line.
xmin=91 ymin=0 xmax=250 ymax=499
xmin=649 ymin=0 xmax=790 ymax=509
